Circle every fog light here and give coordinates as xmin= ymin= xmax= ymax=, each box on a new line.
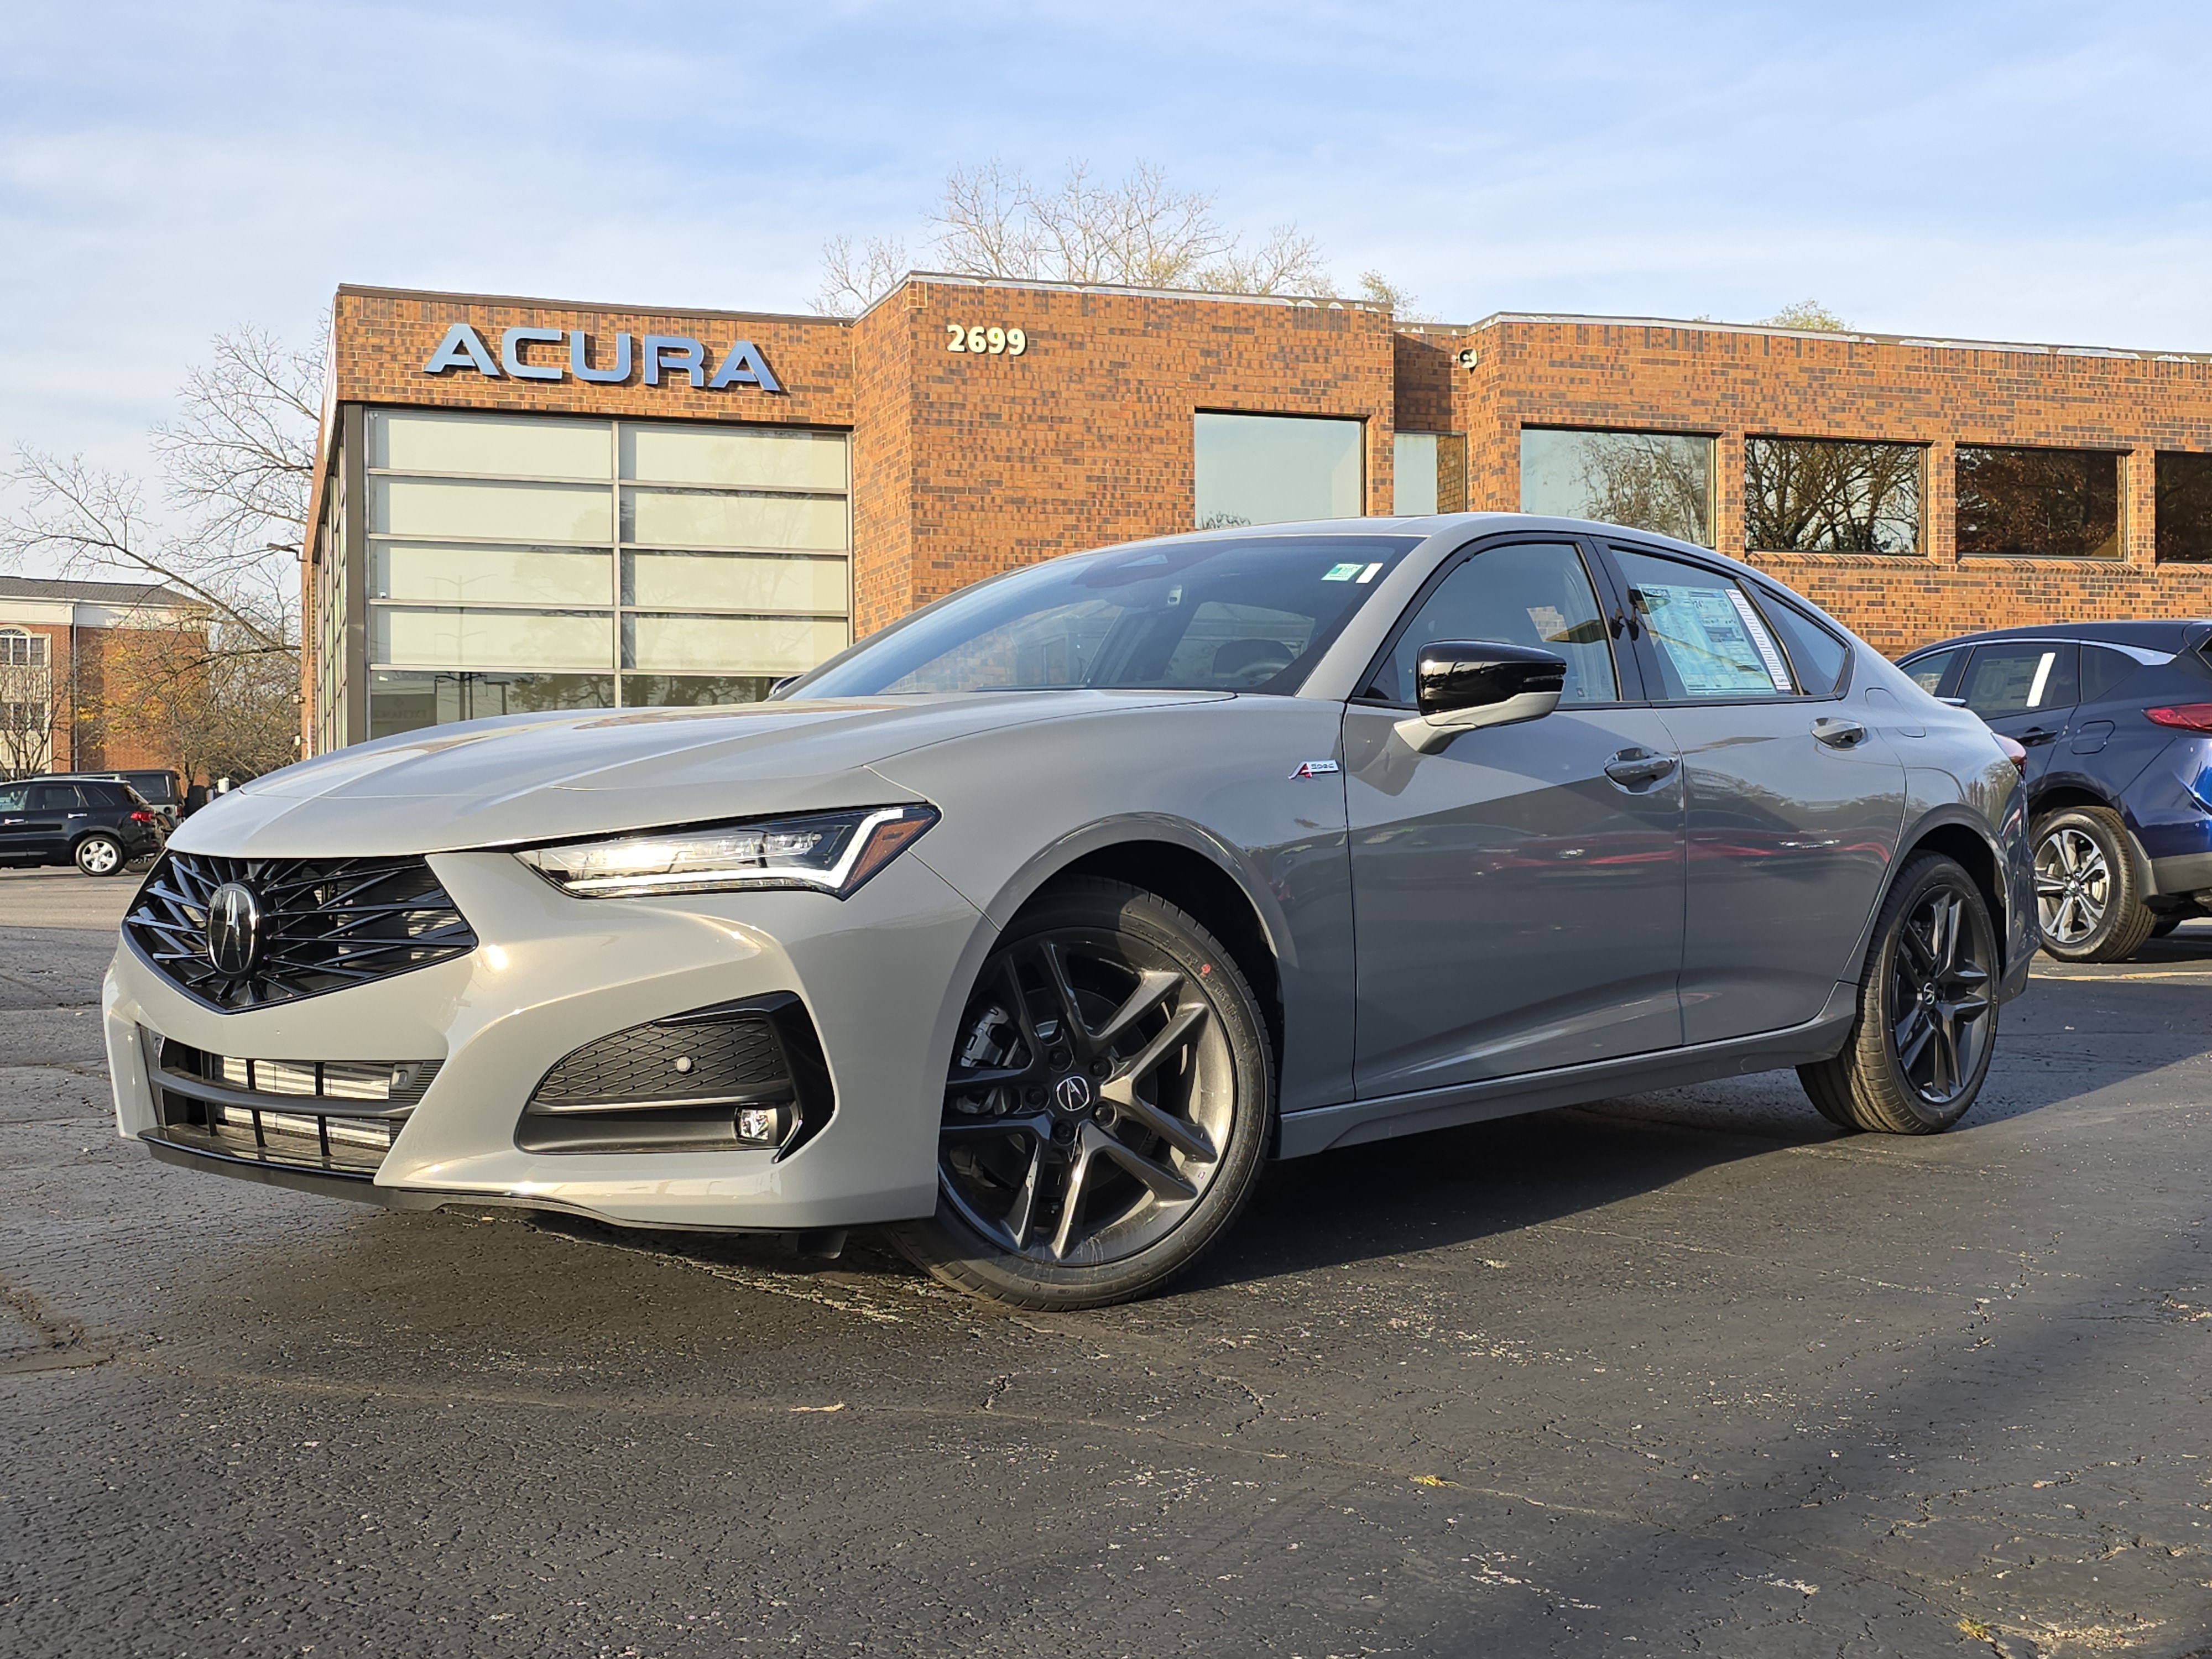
xmin=735 ymin=1105 xmax=789 ymax=1147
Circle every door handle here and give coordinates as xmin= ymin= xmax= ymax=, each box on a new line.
xmin=2017 ymin=726 xmax=2060 ymax=746
xmin=1604 ymin=749 xmax=1678 ymax=789
xmin=1812 ymin=717 xmax=1867 ymax=749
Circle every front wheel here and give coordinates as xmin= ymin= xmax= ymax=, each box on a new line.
xmin=887 ymin=878 xmax=1275 ymax=1310
xmin=74 ymin=834 xmax=126 ymax=877
xmin=1799 ymin=853 xmax=1999 ymax=1135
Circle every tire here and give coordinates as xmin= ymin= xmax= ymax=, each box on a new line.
xmin=74 ymin=834 xmax=126 ymax=878
xmin=1798 ymin=853 xmax=2000 ymax=1135
xmin=887 ymin=877 xmax=1275 ymax=1310
xmin=2150 ymin=912 xmax=2187 ymax=940
xmin=2032 ymin=806 xmax=2156 ymax=963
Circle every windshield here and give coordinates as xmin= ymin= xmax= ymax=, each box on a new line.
xmin=791 ymin=534 xmax=1422 ymax=698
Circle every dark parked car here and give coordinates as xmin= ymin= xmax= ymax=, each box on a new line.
xmin=0 ymin=776 xmax=169 ymax=876
xmin=1899 ymin=620 xmax=2212 ymax=960
xmin=46 ymin=769 xmax=187 ymax=824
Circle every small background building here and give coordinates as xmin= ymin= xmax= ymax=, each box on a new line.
xmin=301 ymin=278 xmax=2212 ymax=751
xmin=0 ymin=576 xmax=206 ymax=780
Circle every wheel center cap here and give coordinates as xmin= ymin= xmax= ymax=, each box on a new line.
xmin=1052 ymin=1074 xmax=1094 ymax=1115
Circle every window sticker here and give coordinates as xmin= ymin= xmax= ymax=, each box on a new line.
xmin=2026 ymin=650 xmax=2056 ymax=707
xmin=1322 ymin=562 xmax=1364 ymax=582
xmin=1723 ymin=588 xmax=1793 ymax=691
xmin=1636 ymin=582 xmax=1790 ymax=695
xmin=1356 ymin=562 xmax=1385 ymax=583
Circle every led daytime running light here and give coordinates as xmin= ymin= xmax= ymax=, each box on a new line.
xmin=516 ymin=805 xmax=937 ymax=899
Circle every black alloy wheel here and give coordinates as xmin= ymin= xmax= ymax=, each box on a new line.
xmin=1800 ymin=852 xmax=1999 ymax=1135
xmin=2031 ymin=805 xmax=2156 ymax=963
xmin=889 ymin=878 xmax=1273 ymax=1309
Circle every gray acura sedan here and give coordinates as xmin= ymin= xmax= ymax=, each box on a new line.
xmin=108 ymin=515 xmax=2032 ymax=1308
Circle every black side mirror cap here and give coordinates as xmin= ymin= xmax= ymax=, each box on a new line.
xmin=1396 ymin=640 xmax=1567 ymax=754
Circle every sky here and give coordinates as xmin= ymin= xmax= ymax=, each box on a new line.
xmin=5 ymin=0 xmax=2212 ymax=555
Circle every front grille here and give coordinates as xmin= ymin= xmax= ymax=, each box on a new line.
xmin=518 ymin=993 xmax=833 ymax=1156
xmin=143 ymin=1031 xmax=441 ymax=1177
xmin=126 ymin=851 xmax=477 ymax=1012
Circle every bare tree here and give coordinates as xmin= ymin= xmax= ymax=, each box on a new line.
xmin=814 ymin=159 xmax=1343 ymax=316
xmin=1356 ymin=270 xmax=1435 ymax=322
xmin=1 ymin=322 xmax=322 ymax=779
xmin=0 ymin=653 xmax=60 ymax=778
xmin=1576 ymin=433 xmax=1712 ymax=545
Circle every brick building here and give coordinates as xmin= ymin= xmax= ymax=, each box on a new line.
xmin=302 ymin=278 xmax=2212 ymax=750
xmin=0 ymin=576 xmax=204 ymax=779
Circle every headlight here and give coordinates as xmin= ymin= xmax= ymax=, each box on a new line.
xmin=515 ymin=804 xmax=938 ymax=899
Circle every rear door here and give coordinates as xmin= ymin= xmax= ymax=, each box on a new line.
xmin=1345 ymin=536 xmax=1687 ymax=1094
xmin=1605 ymin=544 xmax=1907 ymax=1046
xmin=1957 ymin=640 xmax=2080 ymax=784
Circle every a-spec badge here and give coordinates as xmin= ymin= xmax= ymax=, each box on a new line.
xmin=1288 ymin=759 xmax=1342 ymax=780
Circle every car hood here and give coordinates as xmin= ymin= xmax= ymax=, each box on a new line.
xmin=171 ymin=691 xmax=1225 ymax=859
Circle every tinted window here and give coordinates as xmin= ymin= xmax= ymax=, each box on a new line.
xmin=122 ymin=771 xmax=177 ymax=803
xmin=794 ymin=535 xmax=1420 ymax=698
xmin=119 ymin=785 xmax=154 ymax=808
xmin=1613 ymin=548 xmax=1794 ymax=700
xmin=2080 ymin=645 xmax=2138 ymax=704
xmin=28 ymin=784 xmax=85 ymax=809
xmin=2154 ymin=452 xmax=2212 ymax=564
xmin=1902 ymin=647 xmax=1962 ymax=696
xmin=1959 ymin=641 xmax=2080 ymax=716
xmin=1369 ymin=541 xmax=1616 ymax=706
xmin=0 ymin=785 xmax=26 ymax=812
xmin=1755 ymin=595 xmax=1850 ymax=695
xmin=1957 ymin=447 xmax=2121 ymax=559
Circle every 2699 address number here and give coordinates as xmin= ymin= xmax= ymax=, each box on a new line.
xmin=946 ymin=324 xmax=1027 ymax=356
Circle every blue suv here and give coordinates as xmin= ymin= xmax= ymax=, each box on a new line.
xmin=1898 ymin=620 xmax=2212 ymax=961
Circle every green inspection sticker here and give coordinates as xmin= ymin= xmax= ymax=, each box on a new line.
xmin=1322 ymin=562 xmax=1364 ymax=581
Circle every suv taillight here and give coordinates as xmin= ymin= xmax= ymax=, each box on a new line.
xmin=2145 ymin=703 xmax=2212 ymax=733
xmin=129 ymin=810 xmax=156 ymax=823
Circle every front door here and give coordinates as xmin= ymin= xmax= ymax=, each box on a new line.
xmin=0 ymin=781 xmax=32 ymax=859
xmin=1606 ymin=545 xmax=1907 ymax=1046
xmin=1347 ymin=538 xmax=1687 ymax=1097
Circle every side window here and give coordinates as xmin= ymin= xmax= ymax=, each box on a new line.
xmin=1368 ymin=541 xmax=1618 ymax=706
xmin=2079 ymin=645 xmax=2137 ymax=705
xmin=1611 ymin=547 xmax=1794 ymax=700
xmin=0 ymin=785 xmax=27 ymax=812
xmin=1958 ymin=641 xmax=2080 ymax=717
xmin=1902 ymin=647 xmax=1962 ymax=696
xmin=1755 ymin=593 xmax=1850 ymax=695
xmin=29 ymin=784 xmax=86 ymax=810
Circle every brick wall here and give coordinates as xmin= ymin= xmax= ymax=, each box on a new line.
xmin=1453 ymin=316 xmax=2212 ymax=654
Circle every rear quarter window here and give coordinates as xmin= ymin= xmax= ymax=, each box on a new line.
xmin=1901 ymin=647 xmax=1961 ymax=696
xmin=2079 ymin=645 xmax=2138 ymax=705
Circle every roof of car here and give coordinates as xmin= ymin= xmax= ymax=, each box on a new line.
xmin=1901 ymin=619 xmax=2212 ymax=657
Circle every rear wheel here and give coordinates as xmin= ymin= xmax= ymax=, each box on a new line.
xmin=74 ymin=834 xmax=125 ymax=877
xmin=1799 ymin=853 xmax=1999 ymax=1135
xmin=888 ymin=879 xmax=1274 ymax=1310
xmin=2032 ymin=805 xmax=2154 ymax=963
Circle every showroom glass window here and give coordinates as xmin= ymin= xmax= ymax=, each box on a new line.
xmin=1955 ymin=446 xmax=2121 ymax=559
xmin=1743 ymin=437 xmax=1922 ymax=554
xmin=2155 ymin=452 xmax=2212 ymax=562
xmin=363 ymin=410 xmax=850 ymax=738
xmin=1520 ymin=428 xmax=1714 ymax=547
xmin=1194 ymin=414 xmax=1363 ymax=529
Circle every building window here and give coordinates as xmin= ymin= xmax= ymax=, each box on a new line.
xmin=2155 ymin=452 xmax=2212 ymax=562
xmin=1394 ymin=432 xmax=1438 ymax=515
xmin=1744 ymin=437 xmax=1922 ymax=554
xmin=1520 ymin=428 xmax=1714 ymax=547
xmin=361 ymin=409 xmax=850 ymax=739
xmin=0 ymin=628 xmax=53 ymax=777
xmin=1194 ymin=414 xmax=1363 ymax=529
xmin=1955 ymin=445 xmax=2121 ymax=559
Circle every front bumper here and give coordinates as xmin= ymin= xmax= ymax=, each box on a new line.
xmin=109 ymin=846 xmax=992 ymax=1231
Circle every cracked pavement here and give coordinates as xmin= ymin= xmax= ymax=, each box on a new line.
xmin=3 ymin=867 xmax=2209 ymax=1657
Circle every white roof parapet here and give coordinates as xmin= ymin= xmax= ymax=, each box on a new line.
xmin=1467 ymin=311 xmax=2212 ymax=365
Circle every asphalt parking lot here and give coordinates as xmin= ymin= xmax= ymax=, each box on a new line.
xmin=3 ymin=864 xmax=2209 ymax=1658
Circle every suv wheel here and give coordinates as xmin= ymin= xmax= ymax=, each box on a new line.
xmin=74 ymin=834 xmax=126 ymax=878
xmin=888 ymin=878 xmax=1274 ymax=1310
xmin=1799 ymin=853 xmax=1999 ymax=1135
xmin=2032 ymin=805 xmax=2155 ymax=963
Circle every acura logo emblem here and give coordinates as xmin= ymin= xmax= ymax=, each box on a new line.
xmin=206 ymin=881 xmax=265 ymax=978
xmin=1053 ymin=1074 xmax=1093 ymax=1113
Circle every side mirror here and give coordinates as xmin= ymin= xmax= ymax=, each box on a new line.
xmin=1394 ymin=640 xmax=1566 ymax=754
